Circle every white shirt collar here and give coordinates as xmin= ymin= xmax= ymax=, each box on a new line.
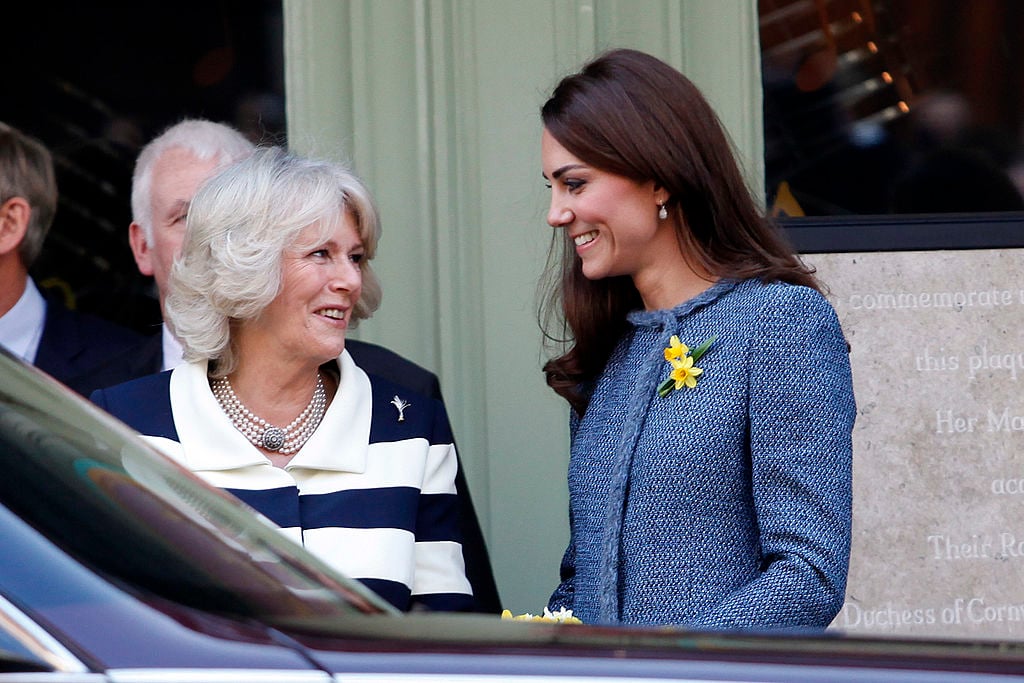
xmin=168 ymin=350 xmax=372 ymax=473
xmin=0 ymin=279 xmax=46 ymax=363
xmin=161 ymin=323 xmax=184 ymax=371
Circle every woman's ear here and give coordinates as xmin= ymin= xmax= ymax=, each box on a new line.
xmin=0 ymin=197 xmax=31 ymax=257
xmin=652 ymin=184 xmax=670 ymax=208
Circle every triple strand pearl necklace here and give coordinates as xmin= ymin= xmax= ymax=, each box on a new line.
xmin=211 ymin=373 xmax=327 ymax=454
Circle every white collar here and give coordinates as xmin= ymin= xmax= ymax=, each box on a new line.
xmin=0 ymin=279 xmax=46 ymax=363
xmin=161 ymin=323 xmax=184 ymax=371
xmin=168 ymin=350 xmax=371 ymax=473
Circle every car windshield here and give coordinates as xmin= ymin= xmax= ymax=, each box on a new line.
xmin=0 ymin=351 xmax=394 ymax=626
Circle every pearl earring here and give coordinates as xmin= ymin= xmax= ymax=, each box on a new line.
xmin=658 ymin=204 xmax=668 ymax=220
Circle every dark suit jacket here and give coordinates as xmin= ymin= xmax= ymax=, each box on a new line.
xmin=34 ymin=296 xmax=144 ymax=391
xmin=64 ymin=330 xmax=162 ymax=396
xmin=77 ymin=333 xmax=501 ymax=613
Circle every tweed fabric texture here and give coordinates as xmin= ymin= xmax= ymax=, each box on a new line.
xmin=548 ymin=278 xmax=855 ymax=628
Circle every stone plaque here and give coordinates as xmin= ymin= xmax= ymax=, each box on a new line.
xmin=810 ymin=250 xmax=1024 ymax=639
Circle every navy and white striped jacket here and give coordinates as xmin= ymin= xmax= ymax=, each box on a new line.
xmin=91 ymin=351 xmax=474 ymax=612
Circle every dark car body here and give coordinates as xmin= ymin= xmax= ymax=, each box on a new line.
xmin=3 ymin=350 xmax=1024 ymax=682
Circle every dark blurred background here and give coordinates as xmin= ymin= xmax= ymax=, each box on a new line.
xmin=9 ymin=1 xmax=1024 ymax=330
xmin=2 ymin=1 xmax=284 ymax=331
xmin=760 ymin=0 xmax=1024 ymax=218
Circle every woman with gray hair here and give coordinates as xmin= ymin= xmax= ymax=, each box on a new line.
xmin=92 ymin=146 xmax=474 ymax=612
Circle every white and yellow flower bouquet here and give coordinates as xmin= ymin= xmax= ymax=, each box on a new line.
xmin=500 ymin=606 xmax=582 ymax=624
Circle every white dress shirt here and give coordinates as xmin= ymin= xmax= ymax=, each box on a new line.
xmin=161 ymin=323 xmax=184 ymax=371
xmin=0 ymin=279 xmax=46 ymax=363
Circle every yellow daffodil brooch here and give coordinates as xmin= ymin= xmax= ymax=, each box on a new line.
xmin=657 ymin=334 xmax=716 ymax=398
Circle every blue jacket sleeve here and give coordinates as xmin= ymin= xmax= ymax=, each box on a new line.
xmin=548 ymin=408 xmax=584 ymax=613
xmin=547 ymin=510 xmax=577 ymax=613
xmin=694 ymin=286 xmax=855 ymax=629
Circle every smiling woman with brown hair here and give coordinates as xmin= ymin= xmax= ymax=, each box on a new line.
xmin=539 ymin=49 xmax=855 ymax=629
xmin=92 ymin=146 xmax=474 ymax=613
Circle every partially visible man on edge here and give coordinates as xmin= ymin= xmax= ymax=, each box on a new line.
xmin=0 ymin=122 xmax=142 ymax=387
xmin=77 ymin=119 xmax=501 ymax=612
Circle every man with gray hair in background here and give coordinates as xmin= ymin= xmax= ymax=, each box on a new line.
xmin=81 ymin=118 xmax=501 ymax=612
xmin=72 ymin=119 xmax=252 ymax=387
xmin=129 ymin=118 xmax=255 ymax=371
xmin=0 ymin=121 xmax=141 ymax=389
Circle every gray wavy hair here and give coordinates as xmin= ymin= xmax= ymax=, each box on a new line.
xmin=131 ymin=119 xmax=254 ymax=245
xmin=165 ymin=146 xmax=383 ymax=376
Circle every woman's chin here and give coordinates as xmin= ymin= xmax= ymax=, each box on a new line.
xmin=580 ymin=263 xmax=610 ymax=281
xmin=308 ymin=338 xmax=347 ymax=364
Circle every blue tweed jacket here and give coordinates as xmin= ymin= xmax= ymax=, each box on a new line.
xmin=548 ymin=278 xmax=855 ymax=628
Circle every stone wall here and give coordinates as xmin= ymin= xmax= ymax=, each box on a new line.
xmin=811 ymin=250 xmax=1024 ymax=639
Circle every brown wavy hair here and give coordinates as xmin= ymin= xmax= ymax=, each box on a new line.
xmin=539 ymin=49 xmax=818 ymax=415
